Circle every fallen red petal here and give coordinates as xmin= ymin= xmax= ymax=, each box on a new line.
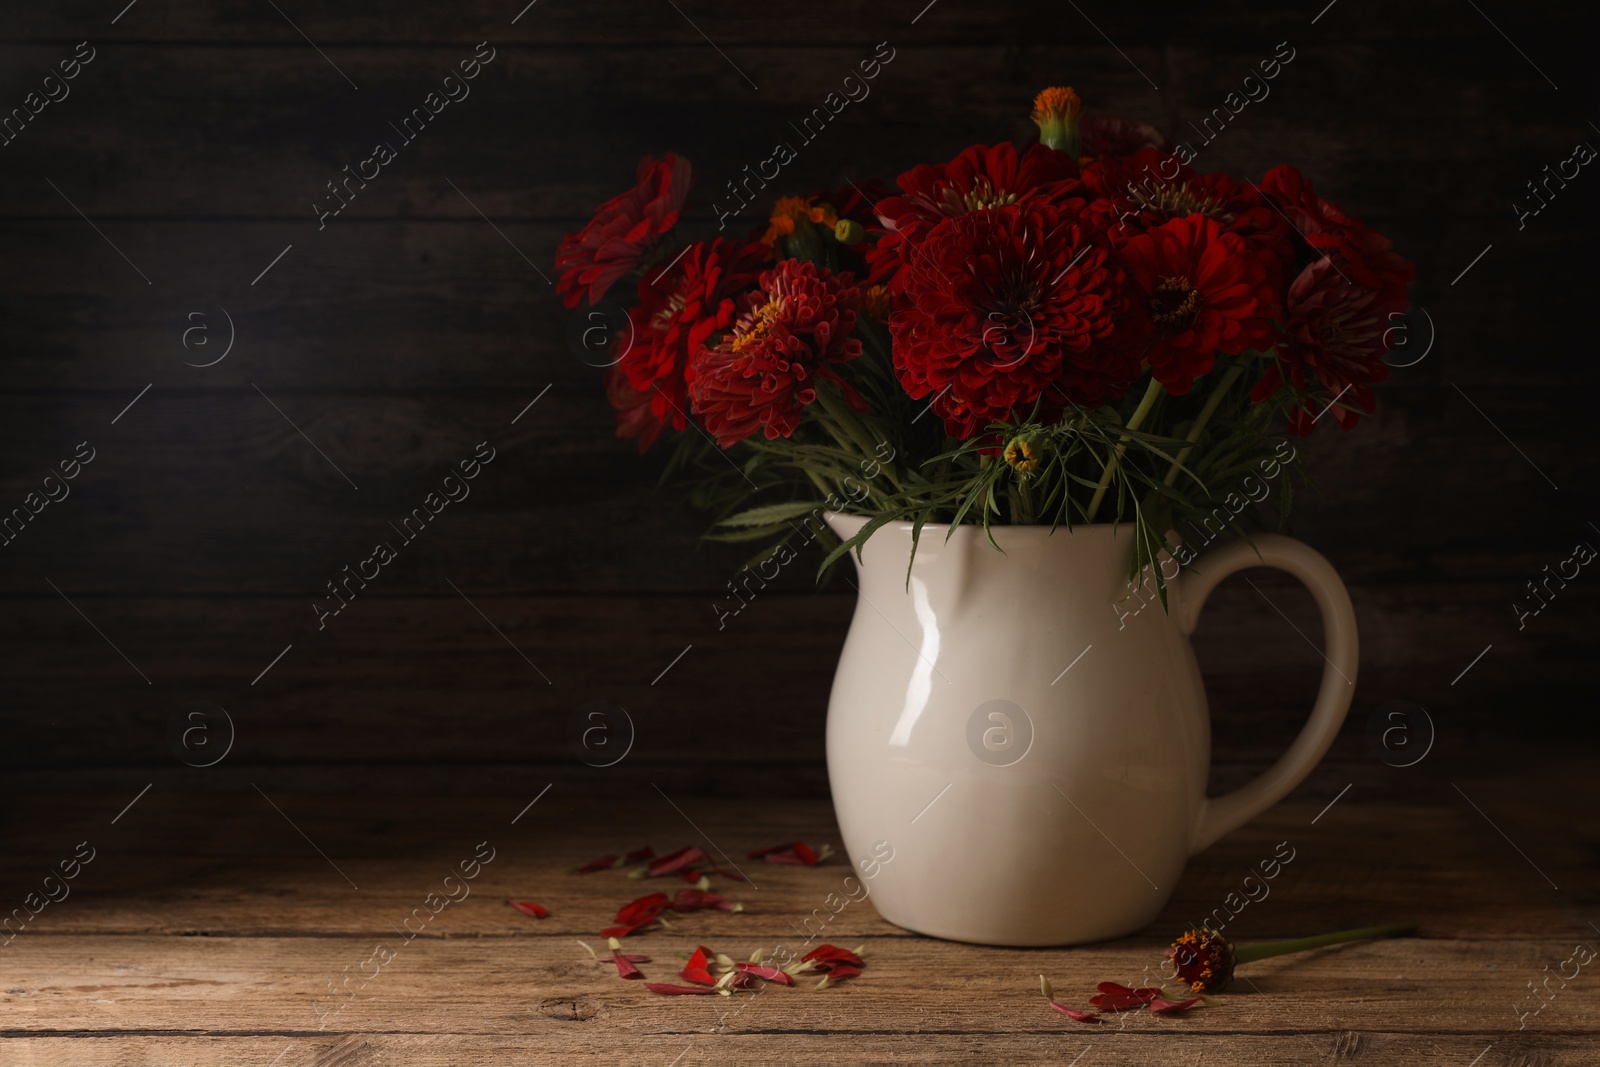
xmin=507 ymin=900 xmax=548 ymax=919
xmin=710 ymin=866 xmax=750 ymax=882
xmin=678 ymin=946 xmax=717 ymax=985
xmin=647 ymin=983 xmax=720 ymax=996
xmin=673 ymin=888 xmax=737 ymax=913
xmin=1047 ymin=999 xmax=1101 ymax=1022
xmin=1094 ymin=985 xmax=1158 ymax=1004
xmin=616 ymin=892 xmax=671 ymax=925
xmin=600 ymin=919 xmax=659 ymax=939
xmin=624 ymin=846 xmax=656 ymax=863
xmin=793 ymin=841 xmax=819 ymax=865
xmin=1090 ymin=993 xmax=1153 ymax=1012
xmin=818 ymin=963 xmax=861 ymax=983
xmin=734 ymin=963 xmax=795 ymax=985
xmin=1148 ymin=996 xmax=1205 ymax=1015
xmin=801 ymin=944 xmax=865 ymax=970
xmin=677 ymin=867 xmax=703 ymax=883
xmin=1090 ymin=982 xmax=1161 ymax=1011
xmin=574 ymin=853 xmax=619 ymax=873
xmin=648 ymin=846 xmax=708 ymax=877
xmin=612 ymin=952 xmax=644 ymax=979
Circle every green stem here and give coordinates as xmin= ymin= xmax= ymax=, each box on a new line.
xmin=1162 ymin=361 xmax=1247 ymax=488
xmin=814 ymin=384 xmax=900 ymax=491
xmin=803 ymin=469 xmax=838 ymax=507
xmin=1232 ymin=922 xmax=1419 ymax=966
xmin=1086 ymin=378 xmax=1163 ymax=523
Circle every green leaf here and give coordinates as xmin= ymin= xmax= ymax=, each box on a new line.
xmin=714 ymin=500 xmax=827 ymax=529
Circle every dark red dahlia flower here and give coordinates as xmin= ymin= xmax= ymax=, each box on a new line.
xmin=1253 ymin=257 xmax=1390 ymax=433
xmin=1084 ymin=152 xmax=1294 ymax=271
xmin=869 ymin=142 xmax=1084 ymax=289
xmin=1080 ymin=113 xmax=1171 ymax=159
xmin=604 ymin=364 xmax=668 ymax=453
xmin=1258 ymin=165 xmax=1414 ymax=311
xmin=555 ymin=153 xmax=692 ymax=309
xmin=890 ymin=202 xmax=1146 ymax=439
xmin=688 ymin=260 xmax=864 ymax=447
xmin=619 ymin=237 xmax=767 ymax=431
xmin=1120 ymin=214 xmax=1282 ymax=395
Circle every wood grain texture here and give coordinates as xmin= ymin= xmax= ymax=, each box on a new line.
xmin=0 ymin=5 xmax=1593 ymax=782
xmin=0 ymin=785 xmax=1594 ymax=1064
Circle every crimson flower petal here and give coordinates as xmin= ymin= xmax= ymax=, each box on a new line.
xmin=648 ymin=846 xmax=709 ymax=878
xmin=1089 ymin=983 xmax=1161 ymax=1011
xmin=801 ymin=944 xmax=865 ymax=970
xmin=734 ymin=963 xmax=795 ymax=986
xmin=624 ymin=846 xmax=656 ymax=864
xmin=647 ymin=983 xmax=720 ymax=996
xmin=616 ymin=892 xmax=671 ymax=925
xmin=673 ymin=888 xmax=738 ymax=913
xmin=600 ymin=920 xmax=657 ymax=939
xmin=1047 ymin=1000 xmax=1101 ymax=1022
xmin=507 ymin=900 xmax=548 ymax=919
xmin=612 ymin=953 xmax=644 ymax=979
xmin=680 ymin=946 xmax=717 ymax=985
xmin=574 ymin=853 xmax=619 ymax=873
xmin=1148 ymin=996 xmax=1205 ymax=1015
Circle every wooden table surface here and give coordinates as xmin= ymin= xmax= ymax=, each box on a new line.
xmin=2 ymin=761 xmax=1595 ymax=1066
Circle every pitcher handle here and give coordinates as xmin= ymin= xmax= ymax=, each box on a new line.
xmin=1175 ymin=534 xmax=1359 ymax=855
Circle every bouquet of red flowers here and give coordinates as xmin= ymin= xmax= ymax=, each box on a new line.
xmin=557 ymin=86 xmax=1412 ymax=585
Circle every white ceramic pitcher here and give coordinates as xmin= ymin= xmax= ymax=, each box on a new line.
xmin=825 ymin=514 xmax=1358 ymax=946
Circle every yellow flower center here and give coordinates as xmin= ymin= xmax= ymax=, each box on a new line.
xmin=651 ymin=291 xmax=687 ymax=331
xmin=730 ymin=296 xmax=786 ymax=353
xmin=1132 ymin=182 xmax=1236 ymax=227
xmin=940 ymin=178 xmax=1021 ymax=215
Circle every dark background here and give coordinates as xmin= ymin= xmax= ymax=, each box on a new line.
xmin=0 ymin=0 xmax=1594 ymax=801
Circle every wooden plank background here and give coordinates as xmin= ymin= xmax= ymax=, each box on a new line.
xmin=0 ymin=0 xmax=1595 ymax=794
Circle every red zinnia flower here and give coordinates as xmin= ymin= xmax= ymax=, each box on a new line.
xmin=1120 ymin=214 xmax=1282 ymax=395
xmin=869 ymin=142 xmax=1083 ymax=289
xmin=619 ymin=238 xmax=766 ymax=431
xmin=689 ymin=260 xmax=865 ymax=447
xmin=1258 ymin=165 xmax=1414 ymax=310
xmin=1253 ymin=258 xmax=1390 ymax=433
xmin=604 ymin=365 xmax=669 ymax=454
xmin=555 ymin=153 xmax=691 ymax=308
xmin=1084 ymin=151 xmax=1293 ymax=272
xmin=891 ymin=201 xmax=1146 ymax=439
